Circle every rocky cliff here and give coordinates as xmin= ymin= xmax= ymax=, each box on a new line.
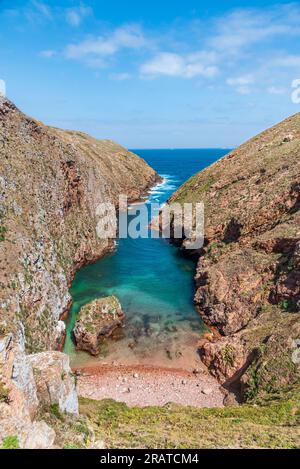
xmin=0 ymin=334 xmax=78 ymax=448
xmin=0 ymin=97 xmax=159 ymax=353
xmin=169 ymin=114 xmax=300 ymax=401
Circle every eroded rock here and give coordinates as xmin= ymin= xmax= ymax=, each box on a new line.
xmin=29 ymin=351 xmax=78 ymax=415
xmin=0 ymin=335 xmax=79 ymax=448
xmin=73 ymin=296 xmax=125 ymax=356
xmin=169 ymin=112 xmax=300 ymax=400
xmin=22 ymin=420 xmax=56 ymax=449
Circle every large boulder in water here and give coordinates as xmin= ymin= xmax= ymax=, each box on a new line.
xmin=73 ymin=296 xmax=125 ymax=356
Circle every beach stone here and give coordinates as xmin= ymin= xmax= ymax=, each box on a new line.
xmin=73 ymin=296 xmax=125 ymax=356
xmin=202 ymin=387 xmax=213 ymax=395
xmin=91 ymin=440 xmax=106 ymax=449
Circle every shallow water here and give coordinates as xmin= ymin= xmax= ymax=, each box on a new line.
xmin=64 ymin=149 xmax=229 ymax=368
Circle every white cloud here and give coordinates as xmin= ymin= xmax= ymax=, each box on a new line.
xmin=0 ymin=79 xmax=6 ymax=97
xmin=109 ymin=72 xmax=131 ymax=81
xmin=65 ymin=4 xmax=92 ymax=27
xmin=140 ymin=52 xmax=218 ymax=79
xmin=209 ymin=4 xmax=300 ymax=54
xmin=227 ymin=75 xmax=254 ymax=94
xmin=267 ymin=86 xmax=287 ymax=95
xmin=40 ymin=49 xmax=56 ymax=58
xmin=226 ymin=75 xmax=254 ymax=86
xmin=31 ymin=0 xmax=52 ymax=20
xmin=65 ymin=25 xmax=147 ymax=60
xmin=270 ymin=55 xmax=300 ymax=68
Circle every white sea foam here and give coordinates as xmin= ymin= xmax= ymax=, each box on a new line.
xmin=148 ymin=174 xmax=178 ymax=204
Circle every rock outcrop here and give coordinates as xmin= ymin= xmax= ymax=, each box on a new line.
xmin=73 ymin=296 xmax=125 ymax=356
xmin=29 ymin=352 xmax=78 ymax=414
xmin=0 ymin=334 xmax=78 ymax=448
xmin=0 ymin=97 xmax=159 ymax=352
xmin=169 ymin=113 xmax=300 ymax=400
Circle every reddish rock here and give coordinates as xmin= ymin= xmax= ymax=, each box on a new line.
xmin=73 ymin=296 xmax=125 ymax=356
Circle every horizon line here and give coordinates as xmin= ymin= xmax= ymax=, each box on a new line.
xmin=130 ymin=147 xmax=234 ymax=151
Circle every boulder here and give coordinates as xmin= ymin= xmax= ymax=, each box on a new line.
xmin=73 ymin=296 xmax=125 ymax=356
xmin=0 ymin=334 xmax=38 ymax=420
xmin=29 ymin=351 xmax=78 ymax=415
xmin=23 ymin=420 xmax=56 ymax=449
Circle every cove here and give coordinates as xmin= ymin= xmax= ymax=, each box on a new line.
xmin=64 ymin=149 xmax=229 ymax=368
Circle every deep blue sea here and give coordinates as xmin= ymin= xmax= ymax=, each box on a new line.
xmin=64 ymin=149 xmax=229 ymax=367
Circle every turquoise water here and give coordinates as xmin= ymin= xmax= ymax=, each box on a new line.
xmin=64 ymin=149 xmax=229 ymax=367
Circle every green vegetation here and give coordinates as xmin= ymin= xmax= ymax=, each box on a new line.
xmin=63 ymin=443 xmax=83 ymax=449
xmin=221 ymin=345 xmax=236 ymax=367
xmin=79 ymin=392 xmax=300 ymax=449
xmin=0 ymin=225 xmax=7 ymax=242
xmin=245 ymin=353 xmax=298 ymax=402
xmin=50 ymin=403 xmax=63 ymax=420
xmin=0 ymin=379 xmax=10 ymax=404
xmin=1 ymin=435 xmax=20 ymax=449
xmin=206 ymin=241 xmax=229 ymax=263
xmin=174 ymin=175 xmax=216 ymax=204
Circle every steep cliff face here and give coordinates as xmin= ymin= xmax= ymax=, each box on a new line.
xmin=0 ymin=97 xmax=158 ymax=353
xmin=169 ymin=114 xmax=300 ymax=400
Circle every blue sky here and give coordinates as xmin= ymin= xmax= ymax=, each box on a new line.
xmin=1 ymin=0 xmax=300 ymax=148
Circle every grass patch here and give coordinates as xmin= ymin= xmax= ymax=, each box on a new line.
xmin=50 ymin=403 xmax=63 ymax=420
xmin=79 ymin=392 xmax=300 ymax=449
xmin=1 ymin=435 xmax=20 ymax=449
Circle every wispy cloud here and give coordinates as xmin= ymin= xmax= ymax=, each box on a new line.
xmin=209 ymin=4 xmax=300 ymax=54
xmin=31 ymin=0 xmax=52 ymax=19
xmin=109 ymin=72 xmax=131 ymax=81
xmin=270 ymin=54 xmax=300 ymax=68
xmin=65 ymin=24 xmax=148 ymax=63
xmin=40 ymin=49 xmax=56 ymax=58
xmin=226 ymin=75 xmax=254 ymax=94
xmin=65 ymin=4 xmax=92 ymax=27
xmin=140 ymin=51 xmax=218 ymax=79
xmin=2 ymin=0 xmax=53 ymax=23
xmin=267 ymin=86 xmax=288 ymax=95
xmin=33 ymin=1 xmax=300 ymax=92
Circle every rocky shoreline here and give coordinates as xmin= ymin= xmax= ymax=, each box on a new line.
xmin=169 ymin=114 xmax=300 ymax=402
xmin=0 ymin=96 xmax=159 ymax=354
xmin=1 ymin=97 xmax=300 ymax=447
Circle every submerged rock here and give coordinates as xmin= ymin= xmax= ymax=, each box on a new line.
xmin=73 ymin=296 xmax=125 ymax=356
